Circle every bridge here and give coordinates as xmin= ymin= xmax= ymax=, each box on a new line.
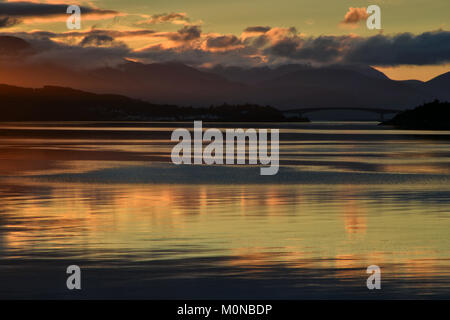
xmin=283 ymin=107 xmax=400 ymax=121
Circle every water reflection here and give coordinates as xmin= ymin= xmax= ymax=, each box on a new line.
xmin=0 ymin=122 xmax=449 ymax=298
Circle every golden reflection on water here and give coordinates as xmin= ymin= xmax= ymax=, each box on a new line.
xmin=1 ymin=122 xmax=450 ymax=297
xmin=2 ymin=180 xmax=449 ymax=285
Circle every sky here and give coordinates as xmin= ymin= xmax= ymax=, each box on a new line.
xmin=0 ymin=0 xmax=449 ymax=80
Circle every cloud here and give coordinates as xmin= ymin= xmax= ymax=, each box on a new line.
xmin=266 ymin=35 xmax=352 ymax=63
xmin=265 ymin=27 xmax=298 ymax=43
xmin=0 ymin=31 xmax=128 ymax=68
xmin=244 ymin=26 xmax=271 ymax=33
xmin=0 ymin=1 xmax=116 ymax=17
xmin=167 ymin=25 xmax=202 ymax=42
xmin=140 ymin=12 xmax=190 ymax=25
xmin=133 ymin=44 xmax=262 ymax=67
xmin=343 ymin=31 xmax=450 ymax=66
xmin=80 ymin=34 xmax=115 ymax=47
xmin=206 ymin=35 xmax=241 ymax=49
xmin=0 ymin=16 xmax=20 ymax=28
xmin=29 ymin=29 xmax=156 ymax=41
xmin=341 ymin=7 xmax=369 ymax=24
xmin=265 ymin=30 xmax=450 ymax=66
xmin=1 ymin=2 xmax=447 ymax=69
xmin=26 ymin=41 xmax=129 ymax=69
xmin=0 ymin=1 xmax=117 ymax=27
xmin=1 ymin=28 xmax=449 ymax=68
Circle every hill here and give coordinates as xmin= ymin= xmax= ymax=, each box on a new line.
xmin=0 ymin=84 xmax=307 ymax=122
xmin=381 ymin=100 xmax=450 ymax=130
xmin=424 ymin=72 xmax=450 ymax=101
xmin=0 ymin=36 xmax=449 ymax=112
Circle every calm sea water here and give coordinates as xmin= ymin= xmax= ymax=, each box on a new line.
xmin=0 ymin=121 xmax=449 ymax=299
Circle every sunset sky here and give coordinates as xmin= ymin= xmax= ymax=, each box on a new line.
xmin=1 ymin=0 xmax=449 ymax=80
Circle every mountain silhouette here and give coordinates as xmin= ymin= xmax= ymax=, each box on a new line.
xmin=424 ymin=72 xmax=450 ymax=101
xmin=0 ymin=84 xmax=304 ymax=122
xmin=251 ymin=65 xmax=431 ymax=109
xmin=0 ymin=36 xmax=448 ymax=112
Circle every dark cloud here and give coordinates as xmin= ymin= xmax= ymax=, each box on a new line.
xmin=168 ymin=25 xmax=201 ymax=42
xmin=243 ymin=34 xmax=269 ymax=48
xmin=244 ymin=26 xmax=271 ymax=33
xmin=1 ymin=28 xmax=449 ymax=68
xmin=29 ymin=29 xmax=156 ymax=40
xmin=80 ymin=34 xmax=115 ymax=47
xmin=266 ymin=31 xmax=450 ymax=66
xmin=343 ymin=31 xmax=450 ymax=66
xmin=266 ymin=35 xmax=350 ymax=63
xmin=0 ymin=32 xmax=128 ymax=68
xmin=206 ymin=35 xmax=241 ymax=49
xmin=87 ymin=29 xmax=156 ymax=38
xmin=0 ymin=16 xmax=20 ymax=28
xmin=0 ymin=1 xmax=116 ymax=22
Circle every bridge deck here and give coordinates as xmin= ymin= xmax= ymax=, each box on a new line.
xmin=284 ymin=107 xmax=399 ymax=114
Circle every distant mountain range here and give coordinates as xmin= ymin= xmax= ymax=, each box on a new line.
xmin=0 ymin=84 xmax=307 ymax=122
xmin=0 ymin=35 xmax=449 ymax=111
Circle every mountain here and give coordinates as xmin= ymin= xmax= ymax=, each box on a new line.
xmin=2 ymin=59 xmax=441 ymax=110
xmin=206 ymin=63 xmax=389 ymax=85
xmin=95 ymin=61 xmax=250 ymax=104
xmin=0 ymin=59 xmax=248 ymax=105
xmin=424 ymin=72 xmax=450 ymax=101
xmin=204 ymin=64 xmax=314 ymax=84
xmin=251 ymin=66 xmax=431 ymax=109
xmin=0 ymin=36 xmax=448 ymax=113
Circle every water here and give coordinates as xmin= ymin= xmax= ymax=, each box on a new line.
xmin=0 ymin=121 xmax=449 ymax=299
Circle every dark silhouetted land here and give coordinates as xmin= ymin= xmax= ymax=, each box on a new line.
xmin=0 ymin=84 xmax=308 ymax=122
xmin=381 ymin=100 xmax=450 ymax=130
xmin=1 ymin=35 xmax=449 ymax=110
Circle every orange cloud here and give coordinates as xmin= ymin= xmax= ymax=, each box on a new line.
xmin=341 ymin=7 xmax=368 ymax=25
